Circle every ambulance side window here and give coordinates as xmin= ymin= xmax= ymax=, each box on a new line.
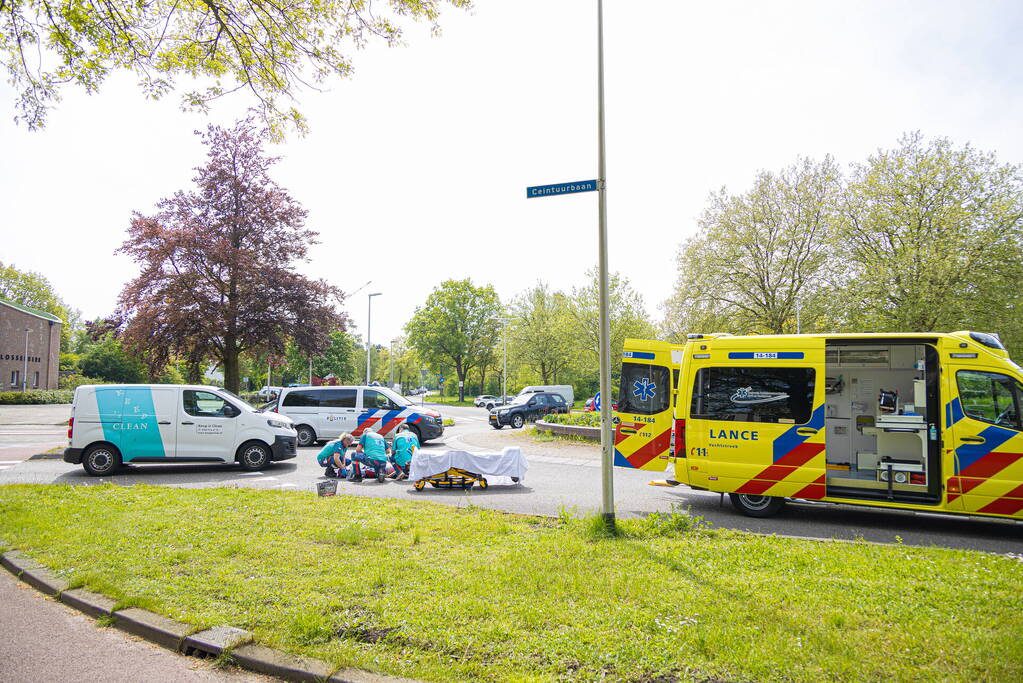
xmin=955 ymin=370 xmax=1022 ymax=430
xmin=618 ymin=362 xmax=671 ymax=415
xmin=689 ymin=367 xmax=815 ymax=424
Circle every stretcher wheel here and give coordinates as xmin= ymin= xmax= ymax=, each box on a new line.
xmin=414 ymin=480 xmax=425 ymax=491
xmin=479 ymin=478 xmax=488 ymax=489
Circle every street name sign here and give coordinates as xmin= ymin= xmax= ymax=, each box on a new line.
xmin=526 ymin=179 xmax=598 ymax=198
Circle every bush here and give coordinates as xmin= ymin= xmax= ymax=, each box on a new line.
xmin=0 ymin=390 xmax=74 ymax=404
xmin=543 ymin=412 xmax=601 ymax=427
xmin=58 ymin=374 xmax=107 ymax=391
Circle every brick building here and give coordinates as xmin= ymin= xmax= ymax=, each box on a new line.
xmin=0 ymin=299 xmax=62 ymax=391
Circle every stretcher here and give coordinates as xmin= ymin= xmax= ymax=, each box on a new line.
xmin=409 ymin=447 xmax=528 ymax=492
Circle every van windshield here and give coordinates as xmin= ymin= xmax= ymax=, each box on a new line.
xmin=217 ymin=389 xmax=256 ymax=413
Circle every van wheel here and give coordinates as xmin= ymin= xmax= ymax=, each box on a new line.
xmin=82 ymin=444 xmax=122 ymax=476
xmin=295 ymin=425 xmax=316 ymax=447
xmin=238 ymin=442 xmax=271 ymax=471
xmin=511 ymin=414 xmax=524 ymax=429
xmin=729 ymin=493 xmax=785 ymax=518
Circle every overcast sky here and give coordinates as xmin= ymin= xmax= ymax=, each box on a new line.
xmin=2 ymin=0 xmax=1022 ymax=350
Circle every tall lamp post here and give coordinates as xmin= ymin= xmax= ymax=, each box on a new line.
xmin=493 ymin=317 xmax=513 ymax=405
xmin=365 ymin=292 xmax=382 ymax=384
xmin=595 ymin=0 xmax=615 ymax=528
xmin=22 ymin=328 xmax=30 ymax=392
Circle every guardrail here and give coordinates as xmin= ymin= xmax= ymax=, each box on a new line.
xmin=534 ymin=419 xmax=601 ymax=441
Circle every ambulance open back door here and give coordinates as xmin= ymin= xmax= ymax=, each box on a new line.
xmin=613 ymin=339 xmax=683 ymax=470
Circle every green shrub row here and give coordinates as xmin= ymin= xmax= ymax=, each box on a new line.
xmin=0 ymin=390 xmax=74 ymax=405
xmin=543 ymin=411 xmax=601 ymax=427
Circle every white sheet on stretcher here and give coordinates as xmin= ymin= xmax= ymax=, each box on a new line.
xmin=409 ymin=447 xmax=528 ymax=483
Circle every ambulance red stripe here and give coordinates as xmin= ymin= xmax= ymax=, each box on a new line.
xmin=622 ymin=429 xmax=671 ymax=468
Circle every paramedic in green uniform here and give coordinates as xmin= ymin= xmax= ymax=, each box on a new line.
xmin=389 ymin=424 xmax=419 ymax=480
xmin=350 ymin=428 xmax=391 ymax=481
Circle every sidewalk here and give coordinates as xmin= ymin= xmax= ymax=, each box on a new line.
xmin=0 ymin=569 xmax=270 ymax=682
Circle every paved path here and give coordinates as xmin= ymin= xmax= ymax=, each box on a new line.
xmin=0 ymin=570 xmax=269 ymax=683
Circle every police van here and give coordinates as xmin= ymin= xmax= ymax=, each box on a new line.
xmin=64 ymin=384 xmax=297 ymax=476
xmin=273 ymin=385 xmax=444 ymax=447
xmin=616 ymin=332 xmax=1023 ymax=522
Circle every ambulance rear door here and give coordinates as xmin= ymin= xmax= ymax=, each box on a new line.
xmin=685 ymin=338 xmax=827 ymax=500
xmin=613 ymin=340 xmax=680 ymax=471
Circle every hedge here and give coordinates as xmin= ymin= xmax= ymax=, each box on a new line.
xmin=544 ymin=411 xmax=601 ymax=427
xmin=0 ymin=390 xmax=74 ymax=405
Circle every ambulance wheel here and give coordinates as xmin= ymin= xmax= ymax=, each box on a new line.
xmin=511 ymin=414 xmax=524 ymax=429
xmin=82 ymin=444 xmax=122 ymax=477
xmin=238 ymin=442 xmax=271 ymax=471
xmin=295 ymin=425 xmax=316 ymax=447
xmin=414 ymin=480 xmax=426 ymax=491
xmin=728 ymin=493 xmax=785 ymax=518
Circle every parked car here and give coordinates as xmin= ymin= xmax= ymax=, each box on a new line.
xmin=474 ymin=395 xmax=497 ymax=407
xmin=583 ymin=396 xmax=618 ymax=412
xmin=274 ymin=385 xmax=443 ymax=446
xmin=489 ymin=391 xmax=569 ymax=429
xmin=64 ymin=384 xmax=297 ymax=476
xmin=483 ymin=396 xmax=516 ymax=411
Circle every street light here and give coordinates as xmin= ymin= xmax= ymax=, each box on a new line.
xmin=366 ymin=292 xmax=382 ymax=384
xmin=493 ymin=317 xmax=514 ymax=406
xmin=22 ymin=328 xmax=29 ymax=392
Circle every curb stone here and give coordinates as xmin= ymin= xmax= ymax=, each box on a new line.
xmin=59 ymin=588 xmax=117 ymax=618
xmin=20 ymin=565 xmax=69 ymax=596
xmin=230 ymin=643 xmax=333 ymax=682
xmin=183 ymin=626 xmax=253 ymax=657
xmin=113 ymin=607 xmax=194 ymax=651
xmin=1 ymin=550 xmax=42 ymax=577
xmin=1 ymin=552 xmax=419 ymax=683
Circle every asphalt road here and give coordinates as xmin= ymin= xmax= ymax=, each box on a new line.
xmin=0 ymin=570 xmax=270 ymax=683
xmin=1 ymin=402 xmax=1022 ymax=554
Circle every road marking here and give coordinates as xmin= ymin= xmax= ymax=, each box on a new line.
xmin=0 ymin=465 xmax=11 ymax=471
xmin=0 ymin=460 xmax=20 ymax=464
xmin=238 ymin=472 xmax=265 ymax=476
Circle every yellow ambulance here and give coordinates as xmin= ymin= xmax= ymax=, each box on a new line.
xmin=615 ymin=331 xmax=1023 ymax=520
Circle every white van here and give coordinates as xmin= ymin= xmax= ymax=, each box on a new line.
xmin=64 ymin=384 xmax=297 ymax=476
xmin=274 ymin=385 xmax=445 ymax=447
xmin=517 ymin=385 xmax=575 ymax=407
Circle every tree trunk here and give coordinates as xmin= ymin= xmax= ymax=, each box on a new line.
xmin=223 ymin=339 xmax=241 ymax=393
xmin=455 ymin=359 xmax=465 ymax=402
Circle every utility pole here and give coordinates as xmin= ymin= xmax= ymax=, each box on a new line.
xmin=366 ymin=292 xmax=382 ymax=384
xmin=596 ymin=0 xmax=615 ymax=529
xmin=493 ymin=317 xmax=514 ymax=404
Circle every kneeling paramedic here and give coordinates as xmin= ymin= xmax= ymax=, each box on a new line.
xmin=350 ymin=428 xmax=391 ymax=481
xmin=389 ymin=424 xmax=419 ymax=480
xmin=317 ymin=433 xmax=355 ymax=478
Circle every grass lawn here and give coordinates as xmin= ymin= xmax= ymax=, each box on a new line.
xmin=425 ymin=396 xmax=477 ymax=407
xmin=1 ymin=485 xmax=1021 ymax=682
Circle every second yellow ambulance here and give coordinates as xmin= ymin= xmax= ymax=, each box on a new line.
xmin=615 ymin=331 xmax=1023 ymax=521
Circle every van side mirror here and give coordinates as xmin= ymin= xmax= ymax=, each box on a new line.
xmin=224 ymin=404 xmax=240 ymax=418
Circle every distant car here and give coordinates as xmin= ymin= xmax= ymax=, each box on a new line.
xmin=474 ymin=395 xmax=497 ymax=407
xmin=483 ymin=396 xmax=516 ymax=411
xmin=583 ymin=396 xmax=618 ymax=412
xmin=489 ymin=391 xmax=569 ymax=429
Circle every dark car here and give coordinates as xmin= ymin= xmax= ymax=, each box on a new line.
xmin=489 ymin=391 xmax=569 ymax=429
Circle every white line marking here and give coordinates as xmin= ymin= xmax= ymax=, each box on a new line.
xmin=0 ymin=460 xmax=21 ymax=464
xmin=238 ymin=472 xmax=265 ymax=476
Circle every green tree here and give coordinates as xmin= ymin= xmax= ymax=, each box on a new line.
xmin=1 ymin=0 xmax=471 ymax=135
xmin=662 ymin=156 xmax=842 ymax=337
xmin=837 ymin=133 xmax=1023 ymax=350
xmin=79 ymin=335 xmax=147 ymax=383
xmin=569 ymin=268 xmax=655 ymax=380
xmin=0 ymin=261 xmax=78 ymax=346
xmin=405 ymin=279 xmax=501 ymax=401
xmin=509 ymin=282 xmax=576 ymax=385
